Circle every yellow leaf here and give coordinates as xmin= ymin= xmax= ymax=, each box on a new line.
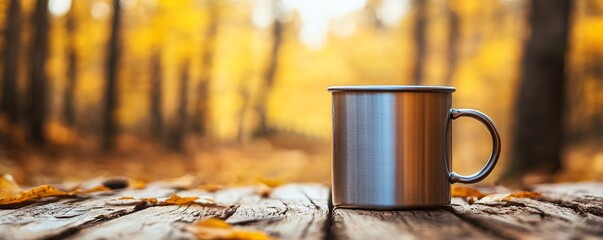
xmin=187 ymin=218 xmax=273 ymax=240
xmin=502 ymin=191 xmax=542 ymax=201
xmin=0 ymin=174 xmax=113 ymax=205
xmin=73 ymin=185 xmax=112 ymax=194
xmin=258 ymin=179 xmax=284 ymax=188
xmin=0 ymin=185 xmax=68 ymax=205
xmin=451 ymin=185 xmax=488 ymax=199
xmin=163 ymin=194 xmax=199 ymax=205
xmin=0 ymin=174 xmax=22 ymax=197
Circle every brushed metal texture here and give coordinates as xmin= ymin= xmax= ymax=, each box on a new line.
xmin=330 ymin=87 xmax=500 ymax=209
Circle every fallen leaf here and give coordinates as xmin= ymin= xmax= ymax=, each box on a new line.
xmin=163 ymin=194 xmax=199 ymax=205
xmin=186 ymin=218 xmax=273 ymax=240
xmin=0 ymin=174 xmax=112 ymax=205
xmin=473 ymin=191 xmax=543 ymax=204
xmin=0 ymin=185 xmax=68 ymax=205
xmin=108 ymin=195 xmax=215 ymax=207
xmin=502 ymin=191 xmax=542 ymax=201
xmin=73 ymin=185 xmax=112 ymax=194
xmin=0 ymin=174 xmax=22 ymax=197
xmin=451 ymin=185 xmax=488 ymax=199
xmin=258 ymin=179 xmax=284 ymax=188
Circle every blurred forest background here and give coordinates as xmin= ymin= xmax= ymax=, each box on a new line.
xmin=0 ymin=0 xmax=601 ymax=186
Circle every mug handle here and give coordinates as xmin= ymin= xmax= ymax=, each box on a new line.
xmin=448 ymin=108 xmax=501 ymax=184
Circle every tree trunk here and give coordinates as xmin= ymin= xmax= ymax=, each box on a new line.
xmin=193 ymin=0 xmax=218 ymax=137
xmin=254 ymin=0 xmax=283 ymax=137
xmin=444 ymin=1 xmax=459 ymax=86
xmin=504 ymin=0 xmax=572 ymax=179
xmin=149 ymin=49 xmax=163 ymax=139
xmin=411 ymin=0 xmax=427 ymax=85
xmin=1 ymin=0 xmax=21 ymax=123
xmin=63 ymin=4 xmax=77 ymax=126
xmin=102 ymin=0 xmax=122 ymax=151
xmin=28 ymin=0 xmax=50 ymax=145
xmin=170 ymin=60 xmax=190 ymax=151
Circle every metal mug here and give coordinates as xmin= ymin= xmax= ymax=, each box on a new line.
xmin=328 ymin=85 xmax=501 ymax=209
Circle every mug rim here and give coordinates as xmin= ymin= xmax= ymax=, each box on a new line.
xmin=327 ymin=85 xmax=456 ymax=93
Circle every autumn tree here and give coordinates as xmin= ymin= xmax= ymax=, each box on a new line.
xmin=411 ymin=0 xmax=427 ymax=85
xmin=102 ymin=0 xmax=122 ymax=151
xmin=63 ymin=2 xmax=78 ymax=126
xmin=28 ymin=0 xmax=50 ymax=145
xmin=253 ymin=0 xmax=283 ymax=137
xmin=445 ymin=1 xmax=459 ymax=86
xmin=504 ymin=0 xmax=573 ymax=180
xmin=193 ymin=0 xmax=219 ymax=137
xmin=149 ymin=49 xmax=163 ymax=139
xmin=169 ymin=59 xmax=191 ymax=151
xmin=1 ymin=0 xmax=21 ymax=124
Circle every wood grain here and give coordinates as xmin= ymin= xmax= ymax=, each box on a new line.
xmin=332 ymin=208 xmax=497 ymax=240
xmin=449 ymin=195 xmax=603 ymax=239
xmin=0 ymin=186 xmax=174 ymax=239
xmin=1 ymin=182 xmax=602 ymax=240
xmin=227 ymin=184 xmax=329 ymax=240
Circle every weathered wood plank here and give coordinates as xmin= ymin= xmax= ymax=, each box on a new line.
xmin=67 ymin=188 xmax=241 ymax=240
xmin=227 ymin=184 xmax=329 ymax=240
xmin=332 ymin=207 xmax=498 ymax=240
xmin=532 ymin=182 xmax=603 ymax=197
xmin=0 ymin=185 xmax=175 ymax=240
xmin=532 ymin=182 xmax=603 ymax=217
xmin=449 ymin=193 xmax=603 ymax=239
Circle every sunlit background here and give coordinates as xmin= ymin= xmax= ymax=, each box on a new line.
xmin=0 ymin=0 xmax=602 ymax=186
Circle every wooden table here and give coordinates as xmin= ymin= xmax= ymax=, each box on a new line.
xmin=1 ymin=182 xmax=602 ymax=239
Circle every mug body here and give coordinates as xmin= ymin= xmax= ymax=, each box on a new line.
xmin=330 ymin=86 xmax=455 ymax=209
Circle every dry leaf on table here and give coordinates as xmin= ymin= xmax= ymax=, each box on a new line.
xmin=258 ymin=179 xmax=284 ymax=188
xmin=0 ymin=174 xmax=111 ymax=205
xmin=186 ymin=218 xmax=273 ymax=240
xmin=107 ymin=194 xmax=216 ymax=207
xmin=451 ymin=185 xmax=488 ymax=203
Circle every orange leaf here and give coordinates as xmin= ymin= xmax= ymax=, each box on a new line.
xmin=163 ymin=194 xmax=199 ymax=205
xmin=72 ymin=185 xmax=112 ymax=194
xmin=0 ymin=174 xmax=22 ymax=197
xmin=258 ymin=179 xmax=284 ymax=188
xmin=503 ymin=191 xmax=542 ymax=201
xmin=0 ymin=174 xmax=113 ymax=205
xmin=0 ymin=184 xmax=69 ymax=205
xmin=451 ymin=185 xmax=488 ymax=199
xmin=186 ymin=218 xmax=273 ymax=240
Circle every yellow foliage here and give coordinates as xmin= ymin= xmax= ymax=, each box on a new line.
xmin=186 ymin=218 xmax=273 ymax=240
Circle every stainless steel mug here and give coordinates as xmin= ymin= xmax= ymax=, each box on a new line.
xmin=328 ymin=85 xmax=501 ymax=209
